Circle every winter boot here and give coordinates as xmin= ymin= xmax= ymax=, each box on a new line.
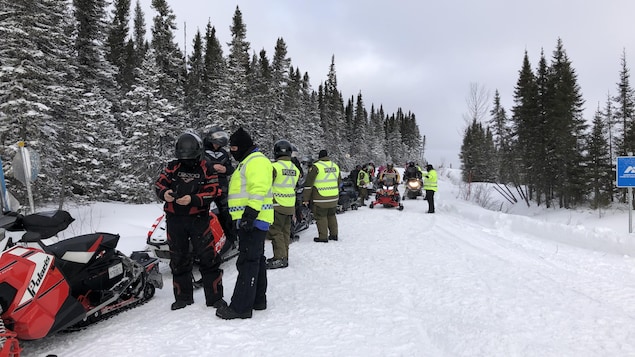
xmin=171 ymin=299 xmax=194 ymax=310
xmin=266 ymin=257 xmax=289 ymax=269
xmin=313 ymin=237 xmax=328 ymax=243
xmin=328 ymin=235 xmax=338 ymax=241
xmin=216 ymin=305 xmax=252 ymax=319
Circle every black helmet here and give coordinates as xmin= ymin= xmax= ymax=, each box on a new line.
xmin=274 ymin=139 xmax=293 ymax=158
xmin=175 ymin=132 xmax=203 ymax=160
xmin=203 ymin=126 xmax=229 ymax=148
xmin=408 ymin=161 xmax=415 ymax=167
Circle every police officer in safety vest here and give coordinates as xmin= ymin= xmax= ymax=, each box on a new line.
xmin=303 ymin=149 xmax=341 ymax=242
xmin=265 ymin=139 xmax=300 ymax=269
xmin=423 ymin=164 xmax=438 ymax=213
xmin=216 ymin=127 xmax=273 ymax=320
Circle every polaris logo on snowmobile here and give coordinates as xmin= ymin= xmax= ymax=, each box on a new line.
xmin=27 ymin=254 xmax=52 ymax=300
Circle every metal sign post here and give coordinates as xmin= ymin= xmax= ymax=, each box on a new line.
xmin=616 ymin=156 xmax=635 ymax=233
xmin=13 ymin=142 xmax=40 ymax=214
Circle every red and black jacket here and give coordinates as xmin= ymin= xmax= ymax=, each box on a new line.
xmin=155 ymin=159 xmax=221 ymax=216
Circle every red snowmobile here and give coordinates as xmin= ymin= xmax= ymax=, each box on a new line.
xmin=146 ymin=209 xmax=234 ymax=264
xmin=369 ymin=184 xmax=404 ymax=210
xmin=0 ymin=230 xmax=163 ymax=356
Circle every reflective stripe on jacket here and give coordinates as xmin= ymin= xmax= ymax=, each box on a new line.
xmin=423 ymin=169 xmax=438 ymax=192
xmin=272 ymin=158 xmax=299 ymax=209
xmin=303 ymin=158 xmax=341 ymax=208
xmin=357 ymin=170 xmax=369 ymax=187
xmin=312 ymin=160 xmax=340 ymax=198
xmin=228 ymin=150 xmax=274 ymax=224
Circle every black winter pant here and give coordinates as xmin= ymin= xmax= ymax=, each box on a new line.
xmin=229 ymin=226 xmax=267 ymax=314
xmin=425 ymin=190 xmax=435 ymax=213
xmin=167 ymin=214 xmax=223 ymax=305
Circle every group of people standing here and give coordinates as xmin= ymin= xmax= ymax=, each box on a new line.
xmin=350 ymin=161 xmax=438 ymax=213
xmin=154 ymin=127 xmax=341 ymax=319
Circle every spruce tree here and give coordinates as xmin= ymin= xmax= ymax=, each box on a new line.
xmin=544 ymin=38 xmax=586 ymax=208
xmin=319 ymin=56 xmax=347 ymax=163
xmin=587 ymin=106 xmax=612 ymax=210
xmin=106 ymin=0 xmax=131 ymax=89
xmin=510 ymin=51 xmax=539 ymax=202
xmin=184 ymin=30 xmax=207 ymax=124
xmin=0 ymin=0 xmax=83 ymax=204
xmin=225 ymin=6 xmax=252 ymax=130
xmin=614 ymin=49 xmax=635 ymax=156
xmin=202 ymin=22 xmax=229 ymax=129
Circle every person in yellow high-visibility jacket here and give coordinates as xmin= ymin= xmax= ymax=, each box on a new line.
xmin=303 ymin=149 xmax=341 ymax=242
xmin=265 ymin=139 xmax=299 ymax=269
xmin=216 ymin=127 xmax=273 ymax=320
xmin=423 ymin=164 xmax=438 ymax=213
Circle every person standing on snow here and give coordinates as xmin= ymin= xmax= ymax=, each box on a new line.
xmin=303 ymin=149 xmax=341 ymax=242
xmin=357 ymin=166 xmax=371 ymax=206
xmin=155 ymin=131 xmax=225 ymax=311
xmin=423 ymin=164 xmax=438 ymax=213
xmin=216 ymin=127 xmax=273 ymax=320
xmin=265 ymin=139 xmax=300 ymax=269
xmin=203 ymin=126 xmax=236 ymax=253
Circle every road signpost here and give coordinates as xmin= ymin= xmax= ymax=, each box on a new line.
xmin=616 ymin=156 xmax=635 ymax=233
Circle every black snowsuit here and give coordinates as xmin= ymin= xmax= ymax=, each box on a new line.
xmin=155 ymin=159 xmax=224 ymax=306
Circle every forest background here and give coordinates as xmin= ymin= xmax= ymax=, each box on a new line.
xmin=459 ymin=39 xmax=635 ymax=211
xmin=3 ymin=0 xmax=635 ymax=213
xmin=0 ymin=0 xmax=422 ymax=206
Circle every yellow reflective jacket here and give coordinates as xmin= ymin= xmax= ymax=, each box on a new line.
xmin=423 ymin=169 xmax=438 ymax=192
xmin=272 ymin=157 xmax=299 ymax=214
xmin=228 ymin=150 xmax=274 ymax=226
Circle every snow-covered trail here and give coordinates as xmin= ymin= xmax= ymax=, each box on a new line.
xmin=17 ymin=185 xmax=635 ymax=356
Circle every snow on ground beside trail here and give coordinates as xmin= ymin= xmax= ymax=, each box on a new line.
xmin=15 ymin=168 xmax=635 ymax=357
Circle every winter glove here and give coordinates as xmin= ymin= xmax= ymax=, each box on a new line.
xmin=239 ymin=206 xmax=259 ymax=232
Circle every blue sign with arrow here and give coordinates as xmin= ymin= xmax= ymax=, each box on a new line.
xmin=616 ymin=156 xmax=635 ymax=187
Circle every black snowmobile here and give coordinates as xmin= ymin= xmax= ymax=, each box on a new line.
xmin=337 ymin=177 xmax=359 ymax=213
xmin=291 ymin=186 xmax=313 ymax=241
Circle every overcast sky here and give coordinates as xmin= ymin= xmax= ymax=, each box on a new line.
xmin=138 ymin=0 xmax=635 ymax=167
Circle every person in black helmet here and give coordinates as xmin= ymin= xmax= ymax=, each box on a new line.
xmin=155 ymin=131 xmax=226 ymax=311
xmin=265 ymin=139 xmax=300 ymax=269
xmin=203 ymin=125 xmax=236 ymax=253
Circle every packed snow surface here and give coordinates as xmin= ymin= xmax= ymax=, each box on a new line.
xmin=14 ymin=169 xmax=635 ymax=357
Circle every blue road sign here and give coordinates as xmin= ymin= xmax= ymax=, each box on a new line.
xmin=616 ymin=156 xmax=635 ymax=187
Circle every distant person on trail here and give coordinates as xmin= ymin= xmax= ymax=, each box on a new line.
xmin=423 ymin=164 xmax=438 ymax=213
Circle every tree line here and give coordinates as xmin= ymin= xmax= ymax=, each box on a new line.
xmin=0 ymin=0 xmax=422 ymax=206
xmin=460 ymin=38 xmax=633 ymax=209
